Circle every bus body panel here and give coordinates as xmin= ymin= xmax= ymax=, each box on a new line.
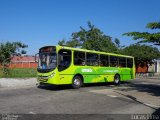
xmin=37 ymin=66 xmax=134 ymax=85
xmin=119 ymin=68 xmax=132 ymax=81
xmin=37 ymin=69 xmax=134 ymax=85
xmin=37 ymin=45 xmax=135 ymax=86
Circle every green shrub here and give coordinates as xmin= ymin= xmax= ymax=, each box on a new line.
xmin=0 ymin=68 xmax=37 ymax=78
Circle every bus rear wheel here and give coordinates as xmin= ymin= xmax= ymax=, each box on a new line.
xmin=114 ymin=74 xmax=120 ymax=85
xmin=72 ymin=76 xmax=82 ymax=89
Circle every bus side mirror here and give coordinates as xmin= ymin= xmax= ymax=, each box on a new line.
xmin=35 ymin=53 xmax=39 ymax=63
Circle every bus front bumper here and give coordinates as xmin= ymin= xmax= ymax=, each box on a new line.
xmin=37 ymin=72 xmax=55 ymax=83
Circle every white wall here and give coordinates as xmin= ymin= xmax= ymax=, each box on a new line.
xmin=155 ymin=59 xmax=160 ymax=73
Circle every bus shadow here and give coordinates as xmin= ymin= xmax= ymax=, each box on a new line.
xmin=37 ymin=82 xmax=129 ymax=91
xmin=37 ymin=84 xmax=73 ymax=91
xmin=83 ymin=81 xmax=131 ymax=88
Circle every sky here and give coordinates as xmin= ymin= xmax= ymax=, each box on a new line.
xmin=0 ymin=0 xmax=160 ymax=55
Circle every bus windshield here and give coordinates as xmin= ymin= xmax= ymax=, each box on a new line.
xmin=38 ymin=52 xmax=57 ymax=71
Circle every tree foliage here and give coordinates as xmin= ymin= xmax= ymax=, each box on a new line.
xmin=0 ymin=41 xmax=28 ymax=75
xmin=123 ymin=21 xmax=160 ymax=45
xmin=58 ymin=21 xmax=118 ymax=53
xmin=122 ymin=44 xmax=160 ymax=66
xmin=58 ymin=21 xmax=160 ymax=68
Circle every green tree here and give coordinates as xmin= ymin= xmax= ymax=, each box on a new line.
xmin=114 ymin=38 xmax=120 ymax=48
xmin=58 ymin=21 xmax=118 ymax=53
xmin=114 ymin=38 xmax=125 ymax=53
xmin=123 ymin=21 xmax=160 ymax=45
xmin=58 ymin=39 xmax=66 ymax=46
xmin=0 ymin=41 xmax=28 ymax=75
xmin=122 ymin=44 xmax=160 ymax=66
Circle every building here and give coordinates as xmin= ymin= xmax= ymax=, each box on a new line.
xmin=148 ymin=59 xmax=160 ymax=75
xmin=155 ymin=59 xmax=160 ymax=73
xmin=9 ymin=56 xmax=37 ymax=68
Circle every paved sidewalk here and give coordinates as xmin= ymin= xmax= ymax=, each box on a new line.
xmin=0 ymin=78 xmax=37 ymax=89
xmin=90 ymin=76 xmax=160 ymax=110
xmin=114 ymin=88 xmax=160 ymax=109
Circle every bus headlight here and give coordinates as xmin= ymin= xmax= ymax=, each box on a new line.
xmin=48 ymin=72 xmax=55 ymax=78
xmin=38 ymin=72 xmax=55 ymax=80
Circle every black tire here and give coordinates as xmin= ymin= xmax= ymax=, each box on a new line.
xmin=72 ymin=76 xmax=83 ymax=89
xmin=114 ymin=74 xmax=120 ymax=85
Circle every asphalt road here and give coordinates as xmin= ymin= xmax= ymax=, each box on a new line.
xmin=0 ymin=78 xmax=160 ymax=120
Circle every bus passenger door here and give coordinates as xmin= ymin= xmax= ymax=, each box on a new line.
xmin=58 ymin=49 xmax=73 ymax=84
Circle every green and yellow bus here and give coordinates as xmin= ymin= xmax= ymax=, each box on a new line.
xmin=36 ymin=45 xmax=135 ymax=88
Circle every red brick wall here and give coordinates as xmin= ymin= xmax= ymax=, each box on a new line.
xmin=9 ymin=62 xmax=37 ymax=68
xmin=0 ymin=63 xmax=37 ymax=69
xmin=136 ymin=65 xmax=148 ymax=73
xmin=0 ymin=56 xmax=38 ymax=69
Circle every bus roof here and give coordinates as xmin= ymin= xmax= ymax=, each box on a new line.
xmin=40 ymin=45 xmax=134 ymax=58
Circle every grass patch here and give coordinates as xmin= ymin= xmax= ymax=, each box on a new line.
xmin=0 ymin=68 xmax=37 ymax=78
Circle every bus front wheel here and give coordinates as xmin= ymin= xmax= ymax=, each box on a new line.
xmin=114 ymin=74 xmax=120 ymax=85
xmin=72 ymin=76 xmax=82 ymax=89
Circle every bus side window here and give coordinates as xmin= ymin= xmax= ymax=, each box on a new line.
xmin=86 ymin=53 xmax=99 ymax=66
xmin=119 ymin=57 xmax=126 ymax=67
xmin=110 ymin=56 xmax=118 ymax=67
xmin=127 ymin=58 xmax=133 ymax=68
xmin=74 ymin=51 xmax=85 ymax=66
xmin=100 ymin=54 xmax=109 ymax=67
